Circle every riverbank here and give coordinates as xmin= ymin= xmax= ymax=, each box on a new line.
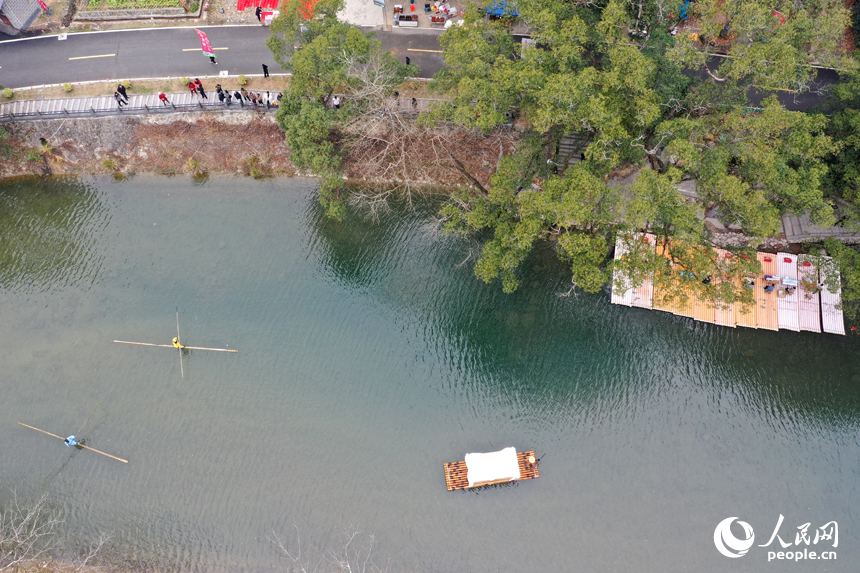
xmin=0 ymin=111 xmax=519 ymax=189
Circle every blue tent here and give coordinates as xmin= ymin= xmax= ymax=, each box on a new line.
xmin=486 ymin=1 xmax=519 ymax=17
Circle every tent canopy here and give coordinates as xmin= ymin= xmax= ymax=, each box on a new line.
xmin=465 ymin=447 xmax=521 ymax=487
xmin=486 ymin=1 xmax=518 ymax=16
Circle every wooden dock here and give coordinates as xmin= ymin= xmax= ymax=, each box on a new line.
xmin=631 ymin=234 xmax=656 ymax=309
xmin=713 ymin=249 xmax=737 ymax=328
xmin=755 ymin=253 xmax=780 ymax=331
xmin=444 ymin=451 xmax=539 ymax=491
xmin=610 ymin=244 xmax=844 ymax=334
xmin=777 ymin=253 xmax=800 ymax=332
xmin=798 ymin=255 xmax=822 ymax=333
xmin=611 ymin=236 xmax=635 ymax=306
xmin=821 ymin=256 xmax=846 ymax=335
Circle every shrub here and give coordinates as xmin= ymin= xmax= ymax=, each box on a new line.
xmin=2 ymin=88 xmax=13 ymax=99
xmin=102 ymin=158 xmax=116 ymax=170
xmin=184 ymin=157 xmax=206 ymax=178
xmin=120 ymin=79 xmax=132 ymax=89
xmin=180 ymin=77 xmax=190 ymax=86
xmin=62 ymin=83 xmax=73 ymax=93
xmin=237 ymin=74 xmax=249 ymax=86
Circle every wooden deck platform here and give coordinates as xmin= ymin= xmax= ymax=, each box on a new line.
xmin=444 ymin=451 xmax=539 ymax=491
xmin=611 ymin=236 xmax=634 ymax=306
xmin=821 ymin=256 xmax=846 ymax=335
xmin=631 ymin=234 xmax=656 ymax=309
xmin=798 ymin=255 xmax=822 ymax=333
xmin=610 ymin=244 xmax=844 ymax=335
xmin=713 ymin=249 xmax=737 ymax=328
xmin=756 ymin=253 xmax=780 ymax=331
xmin=777 ymin=253 xmax=800 ymax=332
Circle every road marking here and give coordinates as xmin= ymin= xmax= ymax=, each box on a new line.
xmin=407 ymin=48 xmax=443 ymax=53
xmin=183 ymin=47 xmax=229 ymax=51
xmin=68 ymin=53 xmax=115 ymax=60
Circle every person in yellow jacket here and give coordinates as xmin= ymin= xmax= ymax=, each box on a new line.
xmin=172 ymin=337 xmax=185 ymax=349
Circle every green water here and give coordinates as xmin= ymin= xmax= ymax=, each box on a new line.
xmin=1 ymin=175 xmax=858 ymax=572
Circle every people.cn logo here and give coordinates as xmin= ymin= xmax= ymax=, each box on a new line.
xmin=714 ymin=517 xmax=756 ymax=558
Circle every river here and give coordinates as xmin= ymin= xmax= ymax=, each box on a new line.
xmin=1 ymin=175 xmax=858 ymax=572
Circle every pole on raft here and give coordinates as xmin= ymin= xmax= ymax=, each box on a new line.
xmin=113 ymin=341 xmax=238 ymax=353
xmin=19 ymin=422 xmax=128 ymax=464
xmin=176 ymin=308 xmax=184 ymax=379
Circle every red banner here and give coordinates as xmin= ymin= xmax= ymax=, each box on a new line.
xmin=194 ymin=29 xmax=215 ymax=56
xmin=37 ymin=0 xmax=48 ymax=11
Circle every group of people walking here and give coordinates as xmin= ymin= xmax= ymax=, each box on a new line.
xmin=112 ymin=78 xmax=282 ymax=110
xmin=185 ymin=79 xmax=281 ymax=108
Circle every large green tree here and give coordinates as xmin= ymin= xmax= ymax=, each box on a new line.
xmin=428 ymin=0 xmax=853 ymax=298
xmin=658 ymin=97 xmax=840 ymax=236
xmin=668 ymin=0 xmax=852 ymax=97
xmin=269 ymin=0 xmax=413 ymax=219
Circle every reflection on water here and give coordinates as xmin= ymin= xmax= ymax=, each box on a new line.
xmin=0 ymin=175 xmax=859 ymax=573
xmin=0 ymin=177 xmax=110 ymax=295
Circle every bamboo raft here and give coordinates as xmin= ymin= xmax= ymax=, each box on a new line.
xmin=444 ymin=450 xmax=539 ymax=491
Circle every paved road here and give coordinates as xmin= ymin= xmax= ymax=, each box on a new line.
xmin=0 ymin=25 xmax=445 ymax=89
xmin=0 ymin=24 xmax=838 ymax=111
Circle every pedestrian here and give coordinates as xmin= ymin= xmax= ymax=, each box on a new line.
xmin=225 ymin=91 xmax=232 ymax=105
xmin=195 ymin=79 xmax=208 ymax=100
xmin=234 ymin=90 xmax=243 ymax=102
xmin=240 ymin=87 xmax=249 ymax=101
xmin=332 ymin=95 xmax=341 ymax=109
xmin=250 ymin=92 xmax=258 ymax=105
xmin=277 ymin=92 xmax=283 ymax=102
xmin=393 ymin=90 xmax=399 ymax=98
xmin=412 ymin=97 xmax=417 ymax=108
xmin=116 ymin=83 xmax=128 ymax=102
xmin=188 ymin=82 xmax=198 ymax=98
xmin=158 ymin=92 xmax=170 ymax=105
xmin=218 ymin=91 xmax=225 ymax=103
xmin=255 ymin=6 xmax=262 ymax=21
xmin=405 ymin=57 xmax=410 ymax=66
xmin=262 ymin=63 xmax=269 ymax=77
xmin=215 ymin=83 xmax=223 ymax=94
xmin=114 ymin=91 xmax=126 ymax=107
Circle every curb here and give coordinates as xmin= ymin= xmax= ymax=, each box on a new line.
xmin=0 ymin=23 xmax=261 ymax=44
xmin=8 ymin=73 xmax=292 ymax=94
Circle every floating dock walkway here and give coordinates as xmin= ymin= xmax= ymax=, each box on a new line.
xmin=611 ymin=235 xmax=845 ymax=334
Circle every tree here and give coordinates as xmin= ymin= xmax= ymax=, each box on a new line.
xmin=659 ymin=97 xmax=840 ymax=236
xmin=668 ymin=0 xmax=853 ymax=99
xmin=0 ymin=491 xmax=61 ymax=572
xmin=427 ymin=1 xmax=663 ymax=165
xmin=823 ymin=238 xmax=860 ymax=321
xmin=269 ymin=0 xmax=414 ymax=219
xmin=427 ymin=1 xmax=675 ymax=292
xmin=823 ymin=63 xmax=860 ymax=228
xmin=266 ymin=0 xmax=347 ymax=72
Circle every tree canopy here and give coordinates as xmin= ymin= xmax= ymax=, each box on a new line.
xmin=269 ymin=0 xmax=860 ymax=310
xmin=424 ymin=0 xmax=857 ymax=301
xmin=269 ymin=0 xmax=414 ymax=219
